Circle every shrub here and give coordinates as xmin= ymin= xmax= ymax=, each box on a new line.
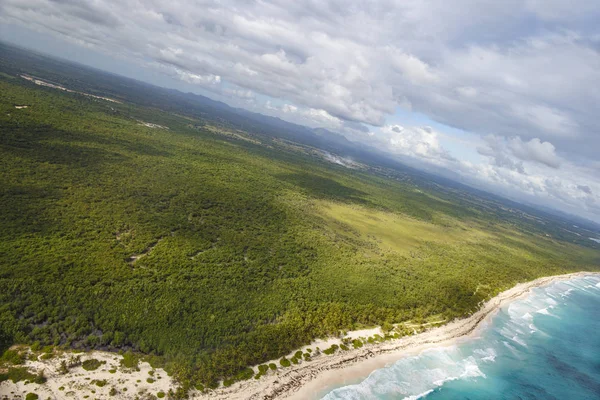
xmin=145 ymin=355 xmax=166 ymax=369
xmin=257 ymin=364 xmax=269 ymax=374
xmin=236 ymin=368 xmax=254 ymax=381
xmin=340 ymin=344 xmax=349 ymax=351
xmin=94 ymin=379 xmax=108 ymax=387
xmin=120 ymin=351 xmax=140 ymax=369
xmin=381 ymin=321 xmax=394 ymax=332
xmin=157 ymin=392 xmax=165 ymax=398
xmin=33 ymin=370 xmax=46 ymax=384
xmin=294 ymin=351 xmax=303 ymax=359
xmin=0 ymin=367 xmax=37 ymax=383
xmin=1 ymin=349 xmax=24 ymax=365
xmin=58 ymin=360 xmax=69 ymax=374
xmin=67 ymin=355 xmax=81 ymax=368
xmin=82 ymin=359 xmax=102 ymax=371
xmin=352 ymin=339 xmax=363 ymax=349
xmin=25 ymin=393 xmax=39 ymax=400
xmin=223 ymin=378 xmax=235 ymax=387
xmin=224 ymin=367 xmax=254 ymax=387
xmin=268 ymin=363 xmax=277 ymax=370
xmin=109 ymin=387 xmax=118 ymax=396
xmin=323 ymin=345 xmax=339 ymax=355
xmin=279 ymin=357 xmax=291 ymax=368
xmin=147 ymin=378 xmax=155 ymax=383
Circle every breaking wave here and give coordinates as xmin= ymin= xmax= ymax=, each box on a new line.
xmin=321 ymin=275 xmax=600 ymax=400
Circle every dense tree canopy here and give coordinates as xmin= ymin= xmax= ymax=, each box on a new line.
xmin=0 ymin=70 xmax=598 ymax=392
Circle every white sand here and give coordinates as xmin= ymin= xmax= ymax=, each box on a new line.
xmin=0 ymin=350 xmax=174 ymax=399
xmin=193 ymin=271 xmax=597 ymax=400
xmin=2 ymin=272 xmax=596 ymax=399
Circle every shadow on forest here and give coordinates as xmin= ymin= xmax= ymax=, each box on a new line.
xmin=277 ymin=172 xmax=373 ymax=205
xmin=0 ymin=183 xmax=63 ymax=239
xmin=0 ymin=121 xmax=171 ymax=169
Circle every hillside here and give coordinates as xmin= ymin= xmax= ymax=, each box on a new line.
xmin=1 ymin=46 xmax=599 ymax=395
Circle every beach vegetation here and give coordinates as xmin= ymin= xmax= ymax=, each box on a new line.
xmin=120 ymin=351 xmax=141 ymax=369
xmin=323 ymin=345 xmax=339 ymax=355
xmin=82 ymin=359 xmax=102 ymax=371
xmin=0 ymin=51 xmax=597 ymax=395
xmin=0 ymin=367 xmax=38 ymax=383
xmin=257 ymin=364 xmax=269 ymax=374
xmin=1 ymin=349 xmax=25 ymax=365
xmin=58 ymin=360 xmax=69 ymax=374
xmin=280 ymin=358 xmax=291 ymax=368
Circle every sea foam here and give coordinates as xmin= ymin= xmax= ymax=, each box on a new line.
xmin=320 ymin=275 xmax=600 ymax=400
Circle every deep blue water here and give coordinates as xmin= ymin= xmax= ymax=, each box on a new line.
xmin=321 ymin=275 xmax=600 ymax=400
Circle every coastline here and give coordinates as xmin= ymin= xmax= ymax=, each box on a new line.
xmin=201 ymin=271 xmax=597 ymax=400
xmin=1 ymin=272 xmax=597 ymax=399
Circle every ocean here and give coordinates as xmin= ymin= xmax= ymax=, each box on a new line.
xmin=321 ymin=275 xmax=600 ymax=400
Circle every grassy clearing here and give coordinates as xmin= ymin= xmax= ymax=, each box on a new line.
xmin=0 ymin=70 xmax=597 ymax=394
xmin=316 ymin=200 xmax=490 ymax=255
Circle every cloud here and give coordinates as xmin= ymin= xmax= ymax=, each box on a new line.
xmin=476 ymin=135 xmax=562 ymax=171
xmin=378 ymin=125 xmax=455 ymax=165
xmin=508 ymin=137 xmax=561 ymax=168
xmin=223 ymin=88 xmax=255 ymax=100
xmin=578 ymin=185 xmax=592 ymax=195
xmin=177 ymin=71 xmax=221 ymax=86
xmin=2 ymin=0 xmax=600 ymax=221
xmin=3 ymin=0 xmax=597 ymax=153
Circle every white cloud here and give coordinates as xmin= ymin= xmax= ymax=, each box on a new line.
xmin=508 ymin=137 xmax=561 ymax=168
xmin=2 ymin=0 xmax=600 ymax=221
xmin=177 ymin=71 xmax=221 ymax=85
xmin=378 ymin=125 xmax=454 ymax=164
xmin=223 ymin=88 xmax=255 ymax=99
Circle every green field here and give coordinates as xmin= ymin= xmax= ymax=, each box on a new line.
xmin=1 ymin=67 xmax=598 ymax=394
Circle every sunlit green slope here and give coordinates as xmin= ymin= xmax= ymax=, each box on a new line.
xmin=1 ymin=77 xmax=598 ymax=390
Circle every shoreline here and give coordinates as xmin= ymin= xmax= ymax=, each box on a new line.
xmin=2 ymin=272 xmax=597 ymax=399
xmin=202 ymin=271 xmax=598 ymax=400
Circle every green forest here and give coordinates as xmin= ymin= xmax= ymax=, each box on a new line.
xmin=1 ymin=69 xmax=598 ymax=394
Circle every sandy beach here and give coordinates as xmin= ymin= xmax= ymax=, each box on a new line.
xmin=199 ymin=271 xmax=597 ymax=400
xmin=1 ymin=272 xmax=596 ymax=400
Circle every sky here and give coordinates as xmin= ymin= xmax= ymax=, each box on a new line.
xmin=1 ymin=0 xmax=600 ymax=223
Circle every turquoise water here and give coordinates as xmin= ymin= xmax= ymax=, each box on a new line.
xmin=321 ymin=275 xmax=600 ymax=400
